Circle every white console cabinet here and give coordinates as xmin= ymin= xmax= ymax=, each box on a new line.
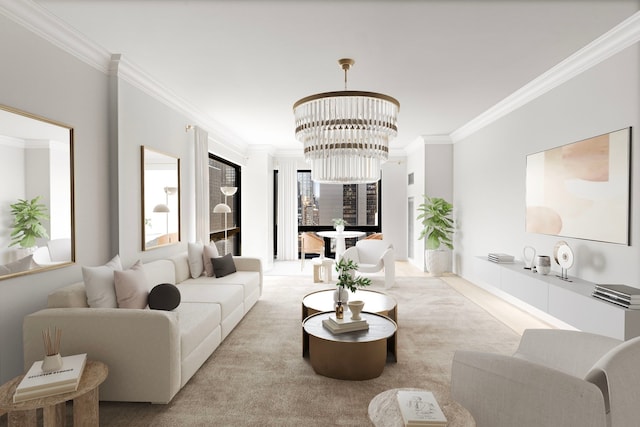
xmin=472 ymin=256 xmax=640 ymax=340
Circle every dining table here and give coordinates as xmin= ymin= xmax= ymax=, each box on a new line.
xmin=317 ymin=230 xmax=366 ymax=260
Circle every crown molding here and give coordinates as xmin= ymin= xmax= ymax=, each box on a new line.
xmin=110 ymin=55 xmax=250 ymax=152
xmin=2 ymin=1 xmax=249 ymax=153
xmin=0 ymin=0 xmax=111 ymax=72
xmin=451 ymin=11 xmax=640 ymax=142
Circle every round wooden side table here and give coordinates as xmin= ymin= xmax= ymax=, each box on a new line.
xmin=0 ymin=360 xmax=108 ymax=427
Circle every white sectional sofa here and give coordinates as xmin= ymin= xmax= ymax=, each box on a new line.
xmin=22 ymin=251 xmax=262 ymax=404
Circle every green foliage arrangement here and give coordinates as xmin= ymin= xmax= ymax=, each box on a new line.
xmin=417 ymin=195 xmax=454 ymax=250
xmin=335 ymin=258 xmax=371 ymax=293
xmin=332 ymin=218 xmax=346 ymax=227
xmin=9 ymin=196 xmax=49 ymax=248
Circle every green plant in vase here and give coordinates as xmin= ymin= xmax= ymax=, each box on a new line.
xmin=334 ymin=258 xmax=371 ymax=299
xmin=332 ymin=218 xmax=346 ymax=233
xmin=417 ymin=195 xmax=454 ymax=276
xmin=9 ymin=196 xmax=49 ymax=249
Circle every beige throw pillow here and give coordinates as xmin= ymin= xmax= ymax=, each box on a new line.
xmin=202 ymin=244 xmax=220 ymax=277
xmin=82 ymin=255 xmax=123 ymax=308
xmin=114 ymin=260 xmax=149 ymax=309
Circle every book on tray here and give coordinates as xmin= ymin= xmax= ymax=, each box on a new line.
xmin=322 ymin=314 xmax=369 ymax=334
xmin=487 ymin=253 xmax=514 ymax=263
xmin=13 ymin=353 xmax=87 ymax=403
xmin=396 ymin=390 xmax=447 ymax=426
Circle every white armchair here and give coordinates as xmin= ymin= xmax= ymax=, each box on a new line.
xmin=451 ymin=329 xmax=640 ymax=427
xmin=342 ymin=240 xmax=395 ymax=289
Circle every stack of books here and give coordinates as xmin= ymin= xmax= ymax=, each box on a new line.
xmin=13 ymin=353 xmax=87 ymax=402
xmin=487 ymin=253 xmax=514 ymax=263
xmin=592 ymin=284 xmax=640 ymax=309
xmin=322 ymin=315 xmax=369 ymax=334
xmin=396 ymin=390 xmax=447 ymax=426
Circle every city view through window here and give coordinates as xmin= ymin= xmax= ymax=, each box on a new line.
xmin=297 ymin=171 xmax=380 ymax=228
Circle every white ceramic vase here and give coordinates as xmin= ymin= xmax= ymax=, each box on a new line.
xmin=425 ymin=249 xmax=451 ymax=276
xmin=41 ymin=353 xmax=63 ymax=372
xmin=348 ymin=300 xmax=365 ymax=320
xmin=333 ymin=287 xmax=349 ymax=304
xmin=335 ymin=224 xmax=345 ymax=234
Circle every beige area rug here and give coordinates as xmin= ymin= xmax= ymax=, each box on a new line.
xmin=1 ymin=275 xmax=524 ymax=426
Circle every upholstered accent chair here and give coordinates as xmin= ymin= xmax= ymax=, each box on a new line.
xmin=299 ymin=232 xmax=324 ymax=269
xmin=342 ymin=239 xmax=395 ymax=289
xmin=451 ymin=329 xmax=640 ymax=427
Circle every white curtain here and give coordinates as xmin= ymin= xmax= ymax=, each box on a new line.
xmin=194 ymin=126 xmax=210 ymax=244
xmin=277 ymin=159 xmax=298 ymax=260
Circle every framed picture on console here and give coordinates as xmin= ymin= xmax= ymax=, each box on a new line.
xmin=525 ymin=127 xmax=631 ymax=245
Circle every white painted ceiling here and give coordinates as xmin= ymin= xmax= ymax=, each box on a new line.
xmin=34 ymin=0 xmax=639 ymax=152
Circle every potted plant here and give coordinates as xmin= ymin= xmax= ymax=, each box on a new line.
xmin=332 ymin=218 xmax=346 ymax=233
xmin=9 ymin=196 xmax=49 ymax=252
xmin=417 ymin=195 xmax=453 ymax=276
xmin=334 ymin=258 xmax=371 ymax=304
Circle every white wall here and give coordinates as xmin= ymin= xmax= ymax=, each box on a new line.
xmin=0 ymin=15 xmax=110 ymax=382
xmin=406 ymin=138 xmax=454 ymax=270
xmin=114 ymin=75 xmax=194 ymax=266
xmin=455 ymin=44 xmax=640 ymax=286
xmin=381 ymin=156 xmax=408 ymax=260
xmin=242 ymin=148 xmax=274 ymax=269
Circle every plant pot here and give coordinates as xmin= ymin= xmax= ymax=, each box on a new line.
xmin=425 ymin=249 xmax=451 ymax=276
xmin=335 ymin=225 xmax=344 ymax=234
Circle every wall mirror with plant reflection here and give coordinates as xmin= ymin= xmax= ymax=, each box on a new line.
xmin=142 ymin=146 xmax=180 ymax=250
xmin=0 ymin=105 xmax=75 ymax=279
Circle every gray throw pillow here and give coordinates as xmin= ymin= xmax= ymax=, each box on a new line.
xmin=212 ymin=253 xmax=237 ymax=278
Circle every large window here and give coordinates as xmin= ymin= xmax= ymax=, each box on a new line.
xmin=297 ymin=171 xmax=380 ymax=228
xmin=209 ymin=155 xmax=240 ymax=255
xmin=296 ymin=170 xmax=381 ymax=257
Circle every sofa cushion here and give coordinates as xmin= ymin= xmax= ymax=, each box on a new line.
xmin=212 ymin=253 xmax=237 ymax=278
xmin=175 ymin=302 xmax=221 ymax=363
xmin=168 ymin=253 xmax=191 ymax=284
xmin=149 ymin=283 xmax=181 ymax=311
xmin=178 ymin=284 xmax=243 ymax=321
xmin=48 ymin=282 xmax=89 ymax=308
xmin=143 ymin=259 xmax=177 ymax=289
xmin=187 ymin=242 xmax=204 ymax=278
xmin=184 ymin=271 xmax=260 ymax=301
xmin=82 ymin=255 xmax=122 ymax=308
xmin=202 ymin=244 xmax=220 ymax=277
xmin=114 ymin=260 xmax=149 ymax=309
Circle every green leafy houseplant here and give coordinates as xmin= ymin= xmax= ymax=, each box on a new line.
xmin=417 ymin=196 xmax=454 ymax=250
xmin=335 ymin=258 xmax=371 ymax=293
xmin=9 ymin=196 xmax=49 ymax=248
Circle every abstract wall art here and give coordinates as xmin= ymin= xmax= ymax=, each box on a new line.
xmin=525 ymin=127 xmax=631 ymax=245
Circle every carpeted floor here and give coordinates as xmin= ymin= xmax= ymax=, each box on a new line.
xmin=0 ymin=272 xmax=530 ymax=426
xmin=88 ymin=274 xmax=525 ymax=426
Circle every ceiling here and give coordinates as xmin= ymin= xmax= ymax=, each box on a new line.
xmin=34 ymin=0 xmax=639 ymax=152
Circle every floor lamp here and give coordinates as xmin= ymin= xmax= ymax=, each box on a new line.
xmin=153 ymin=186 xmax=177 ymax=241
xmin=213 ymin=186 xmax=237 ymax=254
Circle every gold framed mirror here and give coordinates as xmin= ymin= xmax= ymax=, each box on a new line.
xmin=141 ymin=146 xmax=181 ymax=250
xmin=0 ymin=105 xmax=75 ymax=279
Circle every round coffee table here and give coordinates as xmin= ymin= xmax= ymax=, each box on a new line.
xmin=302 ymin=289 xmax=397 ymax=322
xmin=302 ymin=289 xmax=398 ymax=362
xmin=0 ymin=360 xmax=108 ymax=426
xmin=303 ymin=312 xmax=397 ymax=380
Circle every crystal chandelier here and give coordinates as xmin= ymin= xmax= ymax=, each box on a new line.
xmin=293 ymin=58 xmax=400 ymax=184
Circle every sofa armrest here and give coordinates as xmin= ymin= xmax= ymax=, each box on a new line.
xmin=232 ymin=256 xmax=263 ymax=292
xmin=451 ymin=350 xmax=606 ymax=427
xmin=23 ymin=308 xmax=181 ymax=403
